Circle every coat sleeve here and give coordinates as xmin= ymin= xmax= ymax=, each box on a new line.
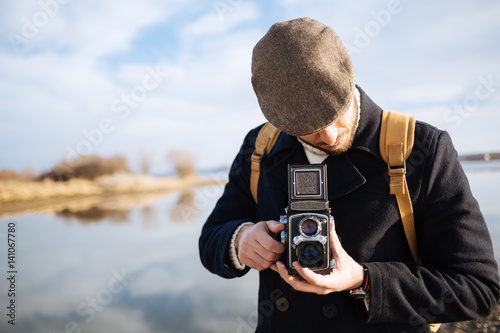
xmin=364 ymin=130 xmax=500 ymax=327
xmin=198 ymin=128 xmax=260 ymax=278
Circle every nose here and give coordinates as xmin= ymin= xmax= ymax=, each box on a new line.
xmin=318 ymin=125 xmax=338 ymax=146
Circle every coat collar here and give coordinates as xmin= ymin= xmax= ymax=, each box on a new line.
xmin=262 ymin=86 xmax=383 ymax=201
xmin=350 ymin=86 xmax=383 ymax=159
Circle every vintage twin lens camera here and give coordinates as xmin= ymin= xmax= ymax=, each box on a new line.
xmin=279 ymin=164 xmax=333 ymax=275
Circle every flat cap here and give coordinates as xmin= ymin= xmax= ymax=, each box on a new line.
xmin=251 ymin=17 xmax=355 ymax=136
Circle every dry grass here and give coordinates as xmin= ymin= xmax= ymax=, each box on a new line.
xmin=0 ymin=172 xmax=224 ymax=203
xmin=0 ymin=178 xmax=103 ymax=202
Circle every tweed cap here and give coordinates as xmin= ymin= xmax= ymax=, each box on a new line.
xmin=251 ymin=17 xmax=355 ymax=136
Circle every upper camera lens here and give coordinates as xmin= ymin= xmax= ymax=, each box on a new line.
xmin=301 ymin=218 xmax=318 ymax=236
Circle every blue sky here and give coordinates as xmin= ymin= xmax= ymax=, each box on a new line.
xmin=1 ymin=0 xmax=499 ymax=174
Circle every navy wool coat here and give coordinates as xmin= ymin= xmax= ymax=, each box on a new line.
xmin=199 ymin=87 xmax=500 ymax=332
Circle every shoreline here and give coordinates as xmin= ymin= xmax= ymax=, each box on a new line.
xmin=0 ymin=173 xmax=226 ymax=218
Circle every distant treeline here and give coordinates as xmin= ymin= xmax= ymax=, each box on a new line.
xmin=1 ymin=150 xmax=198 ymax=182
xmin=40 ymin=155 xmax=130 ymax=181
xmin=0 ymin=155 xmax=129 ymax=182
xmin=459 ymin=152 xmax=500 ymax=161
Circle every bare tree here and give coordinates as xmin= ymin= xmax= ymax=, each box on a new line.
xmin=167 ymin=149 xmax=197 ymax=177
xmin=139 ymin=147 xmax=156 ymax=175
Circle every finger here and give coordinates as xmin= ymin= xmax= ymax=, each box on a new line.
xmin=253 ymin=223 xmax=285 ymax=255
xmin=275 ymin=262 xmax=320 ymax=294
xmin=261 ymin=221 xmax=286 ymax=253
xmin=240 ymin=233 xmax=283 ymax=265
xmin=329 ymin=223 xmax=344 ymax=258
xmin=257 ymin=236 xmax=285 ymax=256
xmin=254 ymin=246 xmax=282 ymax=263
xmin=270 ymin=262 xmax=278 ymax=272
xmin=240 ymin=255 xmax=263 ymax=271
xmin=275 ymin=261 xmax=303 ymax=283
xmin=291 ymin=264 xmax=337 ymax=295
xmin=240 ymin=228 xmax=279 ymax=258
xmin=250 ymin=245 xmax=279 ymax=268
xmin=265 ymin=220 xmax=285 ymax=235
xmin=247 ymin=235 xmax=283 ymax=262
xmin=292 ymin=262 xmax=325 ymax=284
xmin=291 ymin=262 xmax=333 ymax=292
xmin=241 ymin=252 xmax=272 ymax=271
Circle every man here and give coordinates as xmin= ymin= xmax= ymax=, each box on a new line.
xmin=199 ymin=17 xmax=499 ymax=332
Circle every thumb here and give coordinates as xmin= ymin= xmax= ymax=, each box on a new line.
xmin=265 ymin=220 xmax=285 ymax=234
xmin=330 ymin=222 xmax=343 ymax=257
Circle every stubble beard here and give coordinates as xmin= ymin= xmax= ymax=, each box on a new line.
xmin=304 ymin=105 xmax=359 ymax=157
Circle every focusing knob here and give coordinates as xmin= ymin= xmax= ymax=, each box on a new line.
xmin=293 ymin=235 xmax=304 ymax=246
xmin=280 ymin=230 xmax=287 ymax=245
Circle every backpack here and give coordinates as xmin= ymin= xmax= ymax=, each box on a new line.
xmin=250 ymin=111 xmax=440 ymax=332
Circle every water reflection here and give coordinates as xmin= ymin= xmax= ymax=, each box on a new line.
xmin=2 ymin=188 xmax=205 ymax=226
xmin=170 ymin=190 xmax=202 ymax=223
xmin=48 ymin=189 xmax=203 ymax=226
xmin=141 ymin=205 xmax=161 ymax=230
xmin=57 ymin=206 xmax=130 ymax=224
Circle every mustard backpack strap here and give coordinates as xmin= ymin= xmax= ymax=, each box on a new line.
xmin=379 ymin=110 xmax=421 ymax=264
xmin=250 ymin=122 xmax=281 ymax=203
xmin=380 ymin=111 xmax=440 ymax=332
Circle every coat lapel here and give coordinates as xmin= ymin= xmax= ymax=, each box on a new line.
xmin=324 ymin=154 xmax=366 ymax=201
xmin=263 ymin=135 xmax=366 ymax=202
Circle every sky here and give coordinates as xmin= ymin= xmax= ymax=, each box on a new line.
xmin=0 ymin=0 xmax=499 ymax=175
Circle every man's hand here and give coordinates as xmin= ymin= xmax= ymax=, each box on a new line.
xmin=236 ymin=220 xmax=286 ymax=271
xmin=270 ymin=223 xmax=364 ymax=295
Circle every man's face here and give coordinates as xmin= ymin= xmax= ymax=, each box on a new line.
xmin=299 ymin=97 xmax=359 ymax=156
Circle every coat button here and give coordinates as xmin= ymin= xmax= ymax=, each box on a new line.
xmin=322 ymin=304 xmax=338 ymax=318
xmin=276 ymin=297 xmax=289 ymax=312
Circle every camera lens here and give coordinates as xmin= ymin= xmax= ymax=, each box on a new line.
xmin=298 ymin=242 xmax=323 ymax=267
xmin=300 ymin=218 xmax=318 ymax=236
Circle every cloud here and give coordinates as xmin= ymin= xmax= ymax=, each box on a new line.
xmin=412 ymin=1 xmax=500 ymax=50
xmin=182 ymin=2 xmax=260 ymax=39
xmin=1 ymin=0 xmax=500 ymax=173
xmin=2 ymin=0 xmax=191 ymax=57
xmin=0 ymin=1 xmax=199 ymax=171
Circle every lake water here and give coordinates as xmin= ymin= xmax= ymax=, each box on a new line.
xmin=0 ymin=164 xmax=499 ymax=333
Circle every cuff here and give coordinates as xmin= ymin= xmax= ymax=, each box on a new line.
xmin=229 ymin=222 xmax=254 ymax=270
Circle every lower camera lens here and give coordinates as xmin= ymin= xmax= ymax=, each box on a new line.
xmin=300 ymin=218 xmax=318 ymax=236
xmin=298 ymin=243 xmax=323 ymax=267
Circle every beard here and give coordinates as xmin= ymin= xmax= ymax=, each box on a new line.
xmin=302 ymin=104 xmax=359 ymax=157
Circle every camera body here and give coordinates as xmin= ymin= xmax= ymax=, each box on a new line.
xmin=279 ymin=164 xmax=333 ymax=275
